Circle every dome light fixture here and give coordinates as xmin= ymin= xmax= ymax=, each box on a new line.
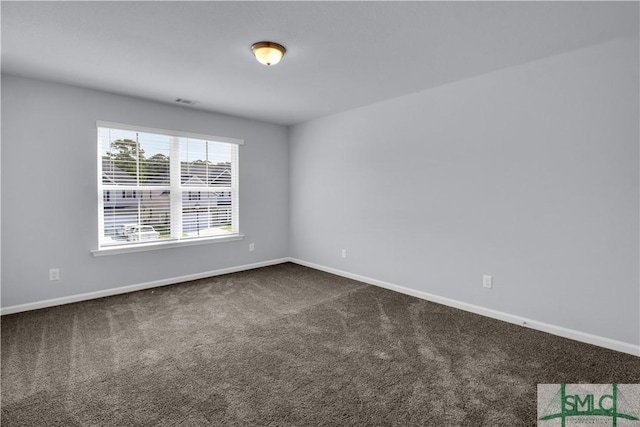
xmin=251 ymin=41 xmax=286 ymax=66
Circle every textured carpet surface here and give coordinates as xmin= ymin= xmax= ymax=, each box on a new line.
xmin=2 ymin=262 xmax=638 ymax=426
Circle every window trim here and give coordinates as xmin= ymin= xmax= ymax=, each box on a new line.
xmin=96 ymin=121 xmax=245 ymax=146
xmin=91 ymin=233 xmax=245 ymax=256
xmin=95 ymin=121 xmax=243 ymax=254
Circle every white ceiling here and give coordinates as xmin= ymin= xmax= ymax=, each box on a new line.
xmin=2 ymin=1 xmax=638 ymax=126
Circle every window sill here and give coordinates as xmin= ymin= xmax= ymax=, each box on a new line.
xmin=91 ymin=234 xmax=245 ymax=256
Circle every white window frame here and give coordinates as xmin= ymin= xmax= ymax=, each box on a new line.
xmin=92 ymin=121 xmax=243 ymax=256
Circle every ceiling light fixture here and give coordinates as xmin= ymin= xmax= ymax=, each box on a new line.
xmin=251 ymin=41 xmax=286 ymax=66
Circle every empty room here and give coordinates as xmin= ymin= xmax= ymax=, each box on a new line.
xmin=1 ymin=1 xmax=639 ymax=426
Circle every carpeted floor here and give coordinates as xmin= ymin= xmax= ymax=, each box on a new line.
xmin=1 ymin=262 xmax=638 ymax=426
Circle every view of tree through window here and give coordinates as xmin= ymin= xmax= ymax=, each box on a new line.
xmin=98 ymin=123 xmax=240 ymax=248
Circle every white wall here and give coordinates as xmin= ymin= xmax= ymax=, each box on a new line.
xmin=2 ymin=36 xmax=638 ymax=351
xmin=290 ymin=36 xmax=640 ymax=346
xmin=1 ymin=75 xmax=289 ymax=308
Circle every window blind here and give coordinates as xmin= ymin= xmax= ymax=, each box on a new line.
xmin=97 ymin=122 xmax=241 ymax=249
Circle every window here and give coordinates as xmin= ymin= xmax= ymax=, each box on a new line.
xmin=97 ymin=122 xmax=242 ymax=250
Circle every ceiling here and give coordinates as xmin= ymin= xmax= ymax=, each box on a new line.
xmin=2 ymin=1 xmax=638 ymax=126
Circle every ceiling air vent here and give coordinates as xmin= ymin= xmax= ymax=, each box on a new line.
xmin=175 ymin=98 xmax=198 ymax=106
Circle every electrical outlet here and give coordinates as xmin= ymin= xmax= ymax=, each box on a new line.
xmin=49 ymin=268 xmax=60 ymax=281
xmin=249 ymin=243 xmax=255 ymax=252
xmin=341 ymin=249 xmax=347 ymax=259
xmin=483 ymin=275 xmax=492 ymax=289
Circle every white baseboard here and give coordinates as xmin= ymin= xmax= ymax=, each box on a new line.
xmin=4 ymin=256 xmax=638 ymax=357
xmin=288 ymin=258 xmax=640 ymax=357
xmin=0 ymin=258 xmax=290 ymax=316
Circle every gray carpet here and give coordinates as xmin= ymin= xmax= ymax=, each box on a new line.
xmin=2 ymin=262 xmax=638 ymax=426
